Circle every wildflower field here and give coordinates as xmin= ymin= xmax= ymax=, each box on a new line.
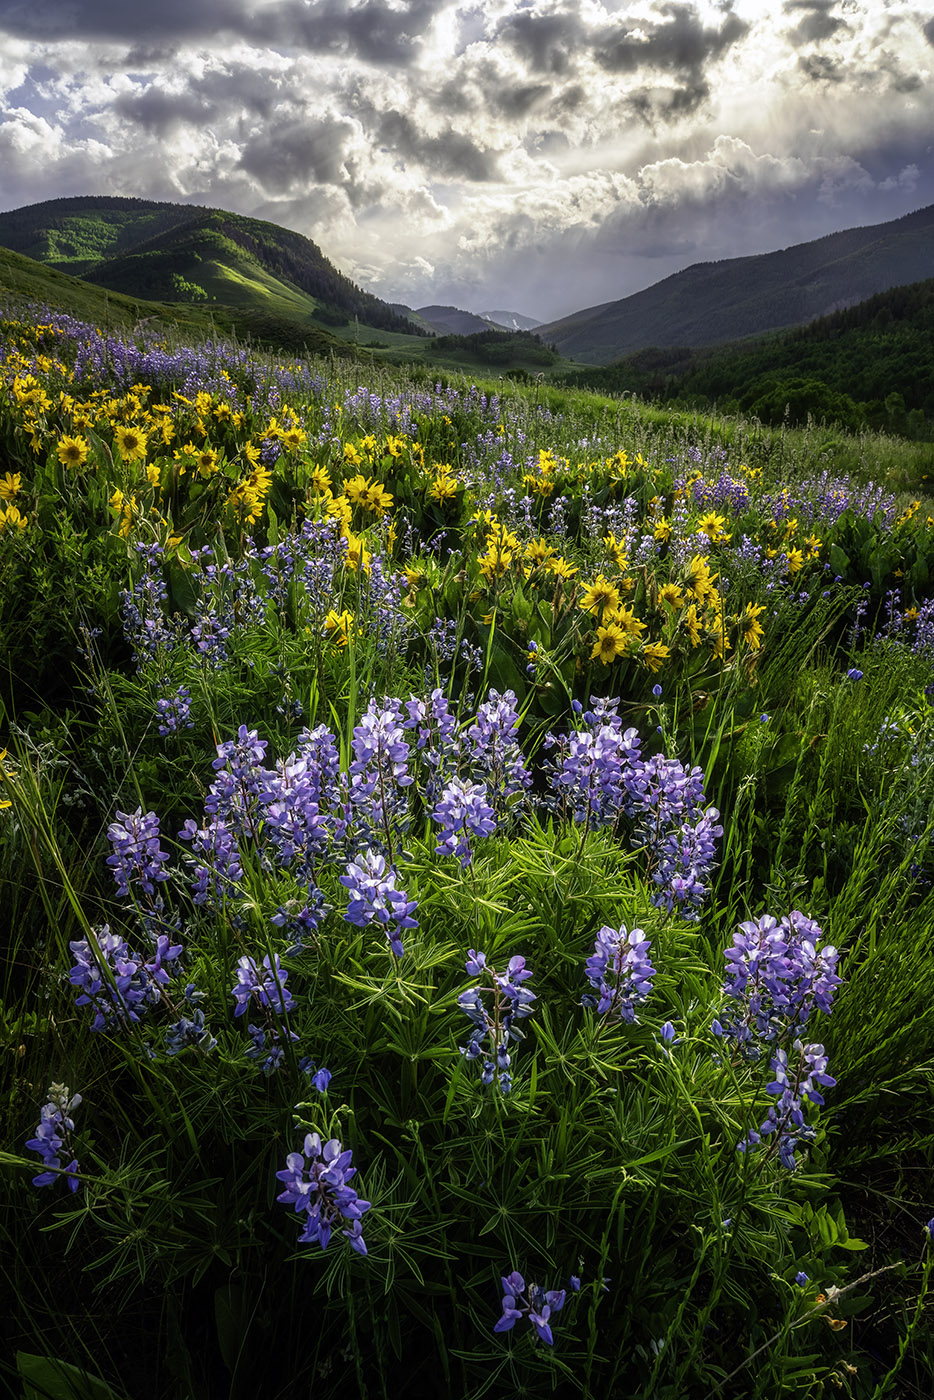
xmin=1 ymin=302 xmax=932 ymax=1400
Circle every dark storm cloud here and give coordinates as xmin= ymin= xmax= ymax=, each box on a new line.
xmin=491 ymin=83 xmax=553 ymax=120
xmin=498 ymin=11 xmax=584 ymax=77
xmin=797 ymin=52 xmax=844 ymax=83
xmin=238 ymin=116 xmax=357 ymax=193
xmin=593 ymin=5 xmax=749 ymax=78
xmin=112 ymin=87 xmax=220 ymax=135
xmin=783 ymin=1 xmax=848 ymax=46
xmin=0 ymin=0 xmax=444 ymax=66
xmin=377 ymin=110 xmax=500 ymax=181
xmin=923 ymin=18 xmax=934 ymax=48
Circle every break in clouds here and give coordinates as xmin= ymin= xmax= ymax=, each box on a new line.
xmin=0 ymin=0 xmax=932 ymax=319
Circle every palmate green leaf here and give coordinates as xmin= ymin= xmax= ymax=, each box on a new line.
xmin=17 ymin=1353 xmax=126 ymax=1400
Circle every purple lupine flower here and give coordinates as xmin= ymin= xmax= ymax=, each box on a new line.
xmin=650 ymin=807 xmax=723 ymax=919
xmin=270 ymin=889 xmax=328 ymax=954
xmin=715 ymin=911 xmax=841 ymax=1052
xmin=403 ymin=689 xmax=460 ymax=800
xmin=26 ymin=1084 xmax=81 ymax=1191
xmin=583 ymin=923 xmax=655 ymax=1024
xmin=494 ymin=1271 xmax=566 ymax=1345
xmin=458 ymin=952 xmax=535 ymax=1093
xmin=120 ymin=543 xmax=177 ymax=669
xmin=432 ymin=776 xmax=497 ymax=866
xmin=178 ymin=814 xmax=244 ymax=906
xmin=105 ymin=808 xmax=171 ymax=899
xmin=165 ymin=1005 xmax=217 ymax=1055
xmin=275 ymin=1131 xmax=370 ymax=1253
xmin=343 ymin=698 xmax=414 ymax=855
xmin=738 ymin=1040 xmax=836 ymax=1169
xmin=543 ymin=701 xmax=639 ymax=829
xmin=463 ymin=689 xmax=531 ymax=818
xmin=208 ymin=726 xmax=270 ymax=837
xmin=231 ymin=953 xmax=294 ymax=1019
xmin=796 ymin=1272 xmax=809 ymax=1286
xmin=244 ymin=1020 xmax=299 ymax=1075
xmin=156 ymin=685 xmax=194 ymax=737
xmin=340 ymin=848 xmax=418 ymax=956
xmin=68 ymin=924 xmax=182 ymax=1031
xmin=261 ymin=756 xmax=332 ymax=878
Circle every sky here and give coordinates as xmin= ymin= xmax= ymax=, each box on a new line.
xmin=0 ymin=0 xmax=932 ymax=322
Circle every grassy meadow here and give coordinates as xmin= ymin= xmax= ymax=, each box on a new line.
xmin=0 ymin=291 xmax=932 ymax=1400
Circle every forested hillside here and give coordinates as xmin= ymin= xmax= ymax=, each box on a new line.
xmin=565 ymin=278 xmax=934 ymax=439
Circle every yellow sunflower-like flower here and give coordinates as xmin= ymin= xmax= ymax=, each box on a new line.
xmin=196 ymin=447 xmax=219 ymax=478
xmin=525 ymin=537 xmax=556 ymax=567
xmin=0 ymin=747 xmax=15 ymax=809
xmin=604 ymin=605 xmax=647 ymax=641
xmin=56 ymin=436 xmax=89 ymax=469
xmin=325 ymin=494 xmax=353 ymax=532
xmin=659 ymin=582 xmax=684 ymax=610
xmin=280 ymin=425 xmax=307 ymax=452
xmin=741 ymin=602 xmax=766 ymax=651
xmin=343 ymin=474 xmax=373 ymax=506
xmin=478 ymin=544 xmax=513 ymax=580
xmin=580 ymin=574 xmax=622 ymax=618
xmin=114 ymin=424 xmax=148 ymax=462
xmin=344 ymin=532 xmax=370 ymax=573
xmin=546 ymin=556 xmax=578 ymax=580
xmin=363 ymin=481 xmax=393 ymax=516
xmin=697 ymin=511 xmax=729 ymax=543
xmin=428 ymin=471 xmax=458 ymax=503
xmin=0 ymin=472 xmax=22 ymax=500
xmin=0 ymin=504 xmax=28 ymax=532
xmin=641 ymin=641 xmax=670 ymax=673
xmin=591 ymin=623 xmax=630 ymax=665
xmin=309 ymin=465 xmax=332 ymax=495
xmin=682 ymin=604 xmax=702 ymax=648
xmin=324 ymin=609 xmax=355 ymax=649
xmin=683 ymin=554 xmax=718 ymax=604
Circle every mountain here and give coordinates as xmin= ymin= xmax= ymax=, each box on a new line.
xmin=540 ymin=203 xmax=934 ymax=364
xmin=481 ymin=309 xmax=542 ymax=331
xmin=415 ymin=304 xmax=495 ymax=335
xmin=563 ymin=276 xmax=934 ymax=440
xmin=0 ymin=195 xmax=426 ymax=346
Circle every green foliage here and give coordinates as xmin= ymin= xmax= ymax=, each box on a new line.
xmin=565 ymin=278 xmax=934 ymax=443
xmin=1 ymin=293 xmax=933 ymax=1400
xmin=430 ymin=328 xmax=558 ymax=366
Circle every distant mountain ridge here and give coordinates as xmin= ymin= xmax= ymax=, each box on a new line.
xmin=563 ymin=275 xmax=934 ymax=440
xmin=415 ymin=304 xmax=495 ymax=335
xmin=539 ymin=203 xmax=934 ymax=364
xmin=481 ymin=309 xmax=542 ymax=331
xmin=0 ymin=195 xmax=423 ymax=340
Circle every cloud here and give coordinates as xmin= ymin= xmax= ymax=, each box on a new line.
xmin=112 ymin=86 xmax=219 ymax=135
xmin=784 ymin=1 xmax=849 ymax=46
xmin=376 ymin=109 xmax=500 ymax=181
xmin=0 ymin=1 xmax=931 ymax=319
xmin=594 ymin=4 xmax=749 ymax=78
xmin=237 ymin=115 xmax=361 ymax=195
xmin=0 ymin=0 xmax=447 ymax=66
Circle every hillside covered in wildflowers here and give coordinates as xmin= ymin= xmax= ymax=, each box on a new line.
xmin=1 ymin=298 xmax=932 ymax=1400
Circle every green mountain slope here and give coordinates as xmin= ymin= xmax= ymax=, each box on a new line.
xmin=564 ymin=277 xmax=934 ymax=439
xmin=0 ymin=241 xmax=361 ymax=361
xmin=541 ymin=203 xmax=934 ymax=364
xmin=0 ymin=195 xmax=425 ymax=342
